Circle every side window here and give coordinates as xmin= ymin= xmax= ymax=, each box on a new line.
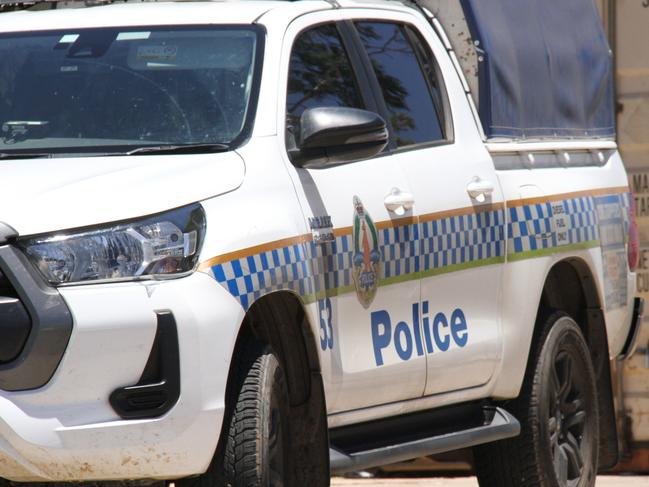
xmin=355 ymin=21 xmax=446 ymax=148
xmin=286 ymin=23 xmax=364 ymax=133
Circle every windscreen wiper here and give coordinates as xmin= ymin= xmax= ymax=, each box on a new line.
xmin=127 ymin=143 xmax=231 ymax=156
xmin=0 ymin=152 xmax=50 ymax=160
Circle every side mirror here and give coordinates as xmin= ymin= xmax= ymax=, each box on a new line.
xmin=290 ymin=107 xmax=389 ymax=168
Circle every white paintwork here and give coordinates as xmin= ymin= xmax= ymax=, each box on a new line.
xmin=0 ymin=2 xmax=281 ymax=32
xmin=0 ymin=272 xmax=242 ymax=481
xmin=0 ymin=0 xmax=638 ymax=481
xmin=0 ymin=153 xmax=245 ymax=236
xmin=492 ymin=151 xmax=634 ymax=398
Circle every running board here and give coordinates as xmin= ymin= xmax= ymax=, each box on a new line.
xmin=330 ymin=406 xmax=520 ymax=474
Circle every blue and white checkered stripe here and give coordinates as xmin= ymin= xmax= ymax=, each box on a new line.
xmin=209 ymin=210 xmax=505 ymax=309
xmin=508 ymin=195 xmax=599 ymax=254
xmin=308 ymin=236 xmax=354 ymax=298
xmin=211 ymin=242 xmax=315 ymax=310
xmin=620 ymin=192 xmax=631 ymax=236
xmin=380 ymin=222 xmax=420 ymax=280
xmin=420 ymin=208 xmax=505 ymax=272
xmin=210 ymin=222 xmax=423 ymax=309
xmin=208 ymin=192 xmax=625 ymax=309
xmin=508 ymin=201 xmax=554 ymax=253
xmin=562 ymin=196 xmax=599 ymax=244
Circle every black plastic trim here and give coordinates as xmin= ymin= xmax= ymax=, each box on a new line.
xmin=110 ymin=310 xmax=180 ymax=420
xmin=341 ymin=19 xmax=396 ymax=151
xmin=330 ymin=405 xmax=520 ymax=474
xmin=0 ymin=223 xmax=17 ymax=244
xmin=620 ymin=297 xmax=644 ymax=360
xmin=0 ymin=245 xmax=73 ymax=391
xmin=0 ymin=297 xmax=31 ymax=363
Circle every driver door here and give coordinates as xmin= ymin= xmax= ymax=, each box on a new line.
xmin=279 ymin=15 xmax=426 ymax=413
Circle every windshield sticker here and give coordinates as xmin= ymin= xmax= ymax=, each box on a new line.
xmin=137 ymin=45 xmax=178 ymax=62
xmin=352 ymin=196 xmax=381 ymax=309
xmin=58 ymin=34 xmax=79 ymax=44
xmin=117 ymin=32 xmax=151 ymax=41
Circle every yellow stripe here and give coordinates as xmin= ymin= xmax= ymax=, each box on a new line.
xmin=198 ymin=234 xmax=312 ymax=270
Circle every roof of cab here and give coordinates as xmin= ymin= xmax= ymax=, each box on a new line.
xmin=0 ymin=0 xmax=333 ymax=33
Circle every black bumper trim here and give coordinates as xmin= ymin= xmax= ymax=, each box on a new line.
xmin=109 ymin=310 xmax=180 ymax=419
xmin=620 ymin=297 xmax=644 ymax=360
xmin=0 ymin=245 xmax=72 ymax=391
xmin=0 ymin=296 xmax=31 ymax=363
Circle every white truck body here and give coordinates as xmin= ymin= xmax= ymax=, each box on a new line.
xmin=0 ymin=0 xmax=640 ymax=483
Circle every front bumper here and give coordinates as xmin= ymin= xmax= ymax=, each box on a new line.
xmin=0 ymin=245 xmax=72 ymax=391
xmin=0 ymin=261 xmax=244 ymax=482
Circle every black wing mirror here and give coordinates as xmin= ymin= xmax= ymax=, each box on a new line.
xmin=290 ymin=107 xmax=389 ymax=168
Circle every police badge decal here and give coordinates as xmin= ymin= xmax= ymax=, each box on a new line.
xmin=352 ymin=196 xmax=381 ymax=308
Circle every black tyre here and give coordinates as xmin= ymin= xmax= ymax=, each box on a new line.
xmin=225 ymin=346 xmax=290 ymax=486
xmin=177 ymin=343 xmax=291 ymax=487
xmin=474 ymin=313 xmax=599 ymax=487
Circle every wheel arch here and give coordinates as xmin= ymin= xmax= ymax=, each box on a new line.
xmin=538 ymin=257 xmax=602 ymax=320
xmin=218 ymin=290 xmax=330 ymax=484
xmin=536 ymin=257 xmax=619 ymax=471
xmin=242 ymin=290 xmax=321 ymax=406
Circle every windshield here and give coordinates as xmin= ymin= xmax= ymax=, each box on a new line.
xmin=0 ymin=25 xmax=262 ymax=156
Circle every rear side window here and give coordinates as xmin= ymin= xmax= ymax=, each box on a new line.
xmin=286 ymin=23 xmax=364 ymax=130
xmin=355 ymin=21 xmax=445 ymax=148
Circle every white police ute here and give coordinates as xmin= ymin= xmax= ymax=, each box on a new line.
xmin=0 ymin=0 xmax=642 ymax=486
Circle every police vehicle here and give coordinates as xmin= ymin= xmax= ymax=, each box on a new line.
xmin=0 ymin=0 xmax=642 ymax=486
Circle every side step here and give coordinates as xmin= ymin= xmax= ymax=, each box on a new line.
xmin=330 ymin=406 xmax=520 ymax=474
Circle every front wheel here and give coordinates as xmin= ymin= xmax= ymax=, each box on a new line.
xmin=176 ymin=343 xmax=291 ymax=487
xmin=474 ymin=313 xmax=599 ymax=487
xmin=224 ymin=346 xmax=291 ymax=486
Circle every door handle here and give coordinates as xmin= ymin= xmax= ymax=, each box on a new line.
xmin=467 ymin=177 xmax=495 ymax=203
xmin=384 ymin=188 xmax=415 ymax=215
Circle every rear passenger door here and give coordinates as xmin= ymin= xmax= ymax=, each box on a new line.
xmin=345 ymin=12 xmax=506 ymax=396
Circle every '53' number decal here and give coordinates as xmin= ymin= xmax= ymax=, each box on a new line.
xmin=318 ymin=298 xmax=334 ymax=351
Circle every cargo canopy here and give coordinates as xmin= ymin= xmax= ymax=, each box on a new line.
xmin=425 ymin=0 xmax=615 ymax=140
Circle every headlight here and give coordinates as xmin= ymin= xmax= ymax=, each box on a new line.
xmin=18 ymin=204 xmax=206 ymax=285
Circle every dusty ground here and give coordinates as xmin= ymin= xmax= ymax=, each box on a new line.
xmin=332 ymin=476 xmax=649 ymax=486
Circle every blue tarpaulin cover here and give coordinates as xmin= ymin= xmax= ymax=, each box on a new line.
xmin=459 ymin=0 xmax=615 ymax=139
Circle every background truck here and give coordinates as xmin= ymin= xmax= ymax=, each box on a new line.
xmin=597 ymin=0 xmax=649 ymax=472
